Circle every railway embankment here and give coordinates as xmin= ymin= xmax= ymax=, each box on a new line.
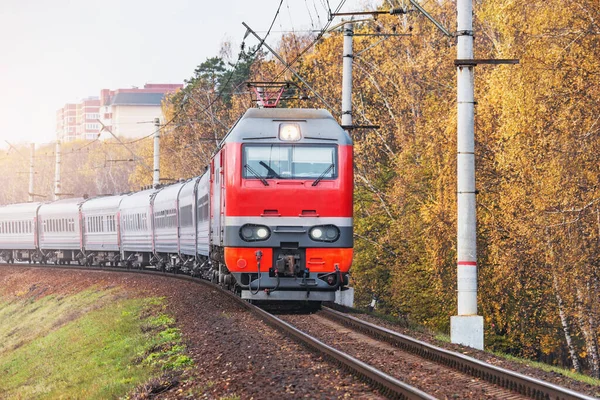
xmin=0 ymin=266 xmax=379 ymax=399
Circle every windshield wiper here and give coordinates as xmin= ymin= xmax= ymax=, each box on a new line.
xmin=244 ymin=164 xmax=269 ymax=186
xmin=259 ymin=161 xmax=281 ymax=179
xmin=312 ymin=163 xmax=334 ymax=186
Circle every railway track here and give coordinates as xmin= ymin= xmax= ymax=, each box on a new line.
xmin=293 ymin=307 xmax=598 ymax=400
xmin=2 ymin=263 xmax=597 ymax=400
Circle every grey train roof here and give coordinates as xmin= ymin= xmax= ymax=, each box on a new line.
xmin=223 ymin=108 xmax=352 ymax=145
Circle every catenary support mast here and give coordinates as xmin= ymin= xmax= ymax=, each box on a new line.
xmin=451 ymin=0 xmax=484 ymax=350
xmin=54 ymin=140 xmax=61 ymax=201
xmin=341 ymin=21 xmax=354 ymax=129
xmin=28 ymin=143 xmax=34 ymax=202
xmin=153 ymin=118 xmax=160 ymax=188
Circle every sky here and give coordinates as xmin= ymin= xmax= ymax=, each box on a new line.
xmin=0 ymin=0 xmax=379 ymax=146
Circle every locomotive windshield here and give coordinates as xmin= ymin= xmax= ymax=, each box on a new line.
xmin=243 ymin=144 xmax=337 ymax=180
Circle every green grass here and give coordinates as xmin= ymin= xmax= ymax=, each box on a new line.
xmin=0 ymin=290 xmax=192 ymax=399
xmin=0 ymin=289 xmax=118 ymax=356
xmin=494 ymin=353 xmax=600 ymax=387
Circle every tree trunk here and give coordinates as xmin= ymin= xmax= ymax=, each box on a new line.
xmin=552 ymin=272 xmax=580 ymax=372
xmin=576 ymin=286 xmax=600 ymax=378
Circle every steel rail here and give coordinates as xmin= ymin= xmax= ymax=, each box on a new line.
xmin=0 ymin=263 xmax=434 ymax=399
xmin=250 ymin=305 xmax=437 ymax=400
xmin=321 ymin=307 xmax=597 ymax=400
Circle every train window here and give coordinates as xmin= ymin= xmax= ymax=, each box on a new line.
xmin=242 ymin=144 xmax=337 ymax=180
xmin=197 ymin=195 xmax=209 ymax=222
xmin=180 ymin=205 xmax=193 ymax=227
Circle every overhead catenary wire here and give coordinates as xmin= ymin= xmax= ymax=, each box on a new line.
xmin=269 ymin=0 xmax=348 ymax=91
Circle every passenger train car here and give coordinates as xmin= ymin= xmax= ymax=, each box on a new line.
xmin=0 ymin=108 xmax=353 ymax=303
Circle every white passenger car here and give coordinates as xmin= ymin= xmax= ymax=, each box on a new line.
xmin=152 ymin=181 xmax=186 ymax=270
xmin=81 ymin=195 xmax=124 ymax=266
xmin=119 ymin=188 xmax=155 ymax=267
xmin=0 ymin=202 xmax=43 ymax=263
xmin=38 ymin=198 xmax=84 ymax=263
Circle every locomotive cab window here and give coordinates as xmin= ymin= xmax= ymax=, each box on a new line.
xmin=242 ymin=144 xmax=337 ymax=180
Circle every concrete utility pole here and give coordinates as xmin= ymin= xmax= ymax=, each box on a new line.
xmin=54 ymin=140 xmax=61 ymax=201
xmin=153 ymin=118 xmax=160 ymax=188
xmin=341 ymin=22 xmax=354 ymax=129
xmin=451 ymin=0 xmax=484 ymax=350
xmin=28 ymin=143 xmax=35 ymax=202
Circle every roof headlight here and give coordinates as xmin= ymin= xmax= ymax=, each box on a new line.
xmin=279 ymin=123 xmax=301 ymax=141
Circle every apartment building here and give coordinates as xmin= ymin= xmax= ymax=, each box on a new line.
xmin=57 ymin=83 xmax=182 ymax=141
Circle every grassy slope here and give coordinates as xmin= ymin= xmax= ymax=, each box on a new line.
xmin=0 ymin=289 xmax=191 ymax=399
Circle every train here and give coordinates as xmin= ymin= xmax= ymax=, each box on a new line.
xmin=0 ymin=108 xmax=353 ymax=304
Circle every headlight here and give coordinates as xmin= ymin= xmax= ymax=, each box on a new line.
xmin=309 ymin=225 xmax=340 ymax=242
xmin=279 ymin=123 xmax=301 ymax=141
xmin=239 ymin=224 xmax=271 ymax=242
xmin=256 ymin=227 xmax=269 ymax=238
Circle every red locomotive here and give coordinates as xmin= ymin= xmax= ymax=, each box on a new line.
xmin=209 ymin=108 xmax=353 ymax=303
